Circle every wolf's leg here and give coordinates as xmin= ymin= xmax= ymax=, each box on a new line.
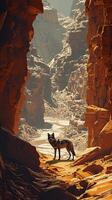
xmin=67 ymin=149 xmax=71 ymax=160
xmin=58 ymin=148 xmax=61 ymax=160
xmin=54 ymin=148 xmax=57 ymax=160
xmin=72 ymin=153 xmax=74 ymax=160
xmin=71 ymin=149 xmax=76 ymax=160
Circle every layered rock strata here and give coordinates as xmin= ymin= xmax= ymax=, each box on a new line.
xmin=85 ymin=0 xmax=112 ymax=150
xmin=0 ymin=0 xmax=43 ymax=133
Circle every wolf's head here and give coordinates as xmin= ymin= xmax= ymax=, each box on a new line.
xmin=48 ymin=133 xmax=55 ymax=142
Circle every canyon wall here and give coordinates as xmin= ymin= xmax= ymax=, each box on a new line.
xmin=50 ymin=0 xmax=87 ymax=91
xmin=85 ymin=0 xmax=112 ymax=150
xmin=46 ymin=0 xmax=73 ymax=16
xmin=0 ymin=1 xmax=43 ymax=133
xmin=49 ymin=0 xmax=87 ymax=132
xmin=24 ymin=46 xmax=54 ymax=127
xmin=33 ymin=5 xmax=65 ymax=63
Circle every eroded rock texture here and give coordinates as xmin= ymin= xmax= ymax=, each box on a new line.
xmin=46 ymin=0 xmax=73 ymax=16
xmin=24 ymin=46 xmax=54 ymax=127
xmin=50 ymin=0 xmax=87 ymax=91
xmin=0 ymin=155 xmax=77 ymax=200
xmin=33 ymin=4 xmax=65 ymax=63
xmin=85 ymin=0 xmax=112 ymax=150
xmin=0 ymin=0 xmax=43 ymax=133
xmin=50 ymin=0 xmax=88 ymax=134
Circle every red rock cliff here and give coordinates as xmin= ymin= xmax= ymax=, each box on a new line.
xmin=85 ymin=0 xmax=112 ymax=150
xmin=0 ymin=0 xmax=43 ymax=133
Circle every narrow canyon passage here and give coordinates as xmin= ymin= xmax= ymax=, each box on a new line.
xmin=0 ymin=0 xmax=112 ymax=200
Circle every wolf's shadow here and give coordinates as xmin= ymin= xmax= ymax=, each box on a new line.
xmin=46 ymin=159 xmax=74 ymax=165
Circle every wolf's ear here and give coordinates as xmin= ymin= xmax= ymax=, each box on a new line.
xmin=48 ymin=133 xmax=50 ymax=137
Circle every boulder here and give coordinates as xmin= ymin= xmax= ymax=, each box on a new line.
xmin=0 ymin=127 xmax=40 ymax=169
xmin=98 ymin=120 xmax=112 ymax=151
xmin=73 ymin=147 xmax=102 ymax=166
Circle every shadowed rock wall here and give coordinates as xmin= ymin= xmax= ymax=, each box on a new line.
xmin=0 ymin=0 xmax=43 ymax=133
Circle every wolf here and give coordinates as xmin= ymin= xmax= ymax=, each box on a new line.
xmin=48 ymin=133 xmax=76 ymax=160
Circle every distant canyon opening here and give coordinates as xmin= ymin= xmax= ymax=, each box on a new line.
xmin=20 ymin=0 xmax=88 ymax=158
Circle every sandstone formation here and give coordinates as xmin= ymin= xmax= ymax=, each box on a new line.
xmin=0 ymin=0 xmax=43 ymax=133
xmin=24 ymin=46 xmax=55 ymax=127
xmin=33 ymin=4 xmax=65 ymax=62
xmin=85 ymin=0 xmax=112 ymax=150
xmin=99 ymin=120 xmax=112 ymax=151
xmin=0 ymin=155 xmax=77 ymax=200
xmin=85 ymin=105 xmax=110 ymax=147
xmin=0 ymin=127 xmax=40 ymax=169
xmin=50 ymin=0 xmax=87 ymax=91
xmin=68 ymin=55 xmax=88 ymax=134
xmin=72 ymin=152 xmax=112 ymax=200
xmin=2 ymin=147 xmax=112 ymax=200
xmin=25 ymin=47 xmax=45 ymax=127
xmin=42 ymin=148 xmax=112 ymax=200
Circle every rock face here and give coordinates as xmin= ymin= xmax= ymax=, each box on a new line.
xmin=25 ymin=46 xmax=54 ymax=127
xmin=85 ymin=0 xmax=112 ymax=150
xmin=72 ymin=150 xmax=112 ymax=200
xmin=46 ymin=0 xmax=73 ymax=16
xmin=99 ymin=120 xmax=112 ymax=151
xmin=0 ymin=127 xmax=40 ymax=169
xmin=0 ymin=0 xmax=43 ymax=133
xmin=50 ymin=0 xmax=88 ymax=134
xmin=33 ymin=5 xmax=65 ymax=62
xmin=50 ymin=0 xmax=87 ymax=91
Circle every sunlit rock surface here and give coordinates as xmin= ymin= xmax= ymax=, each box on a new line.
xmin=24 ymin=46 xmax=55 ymax=127
xmin=85 ymin=0 xmax=112 ymax=150
xmin=49 ymin=0 xmax=88 ymax=135
xmin=50 ymin=0 xmax=87 ymax=91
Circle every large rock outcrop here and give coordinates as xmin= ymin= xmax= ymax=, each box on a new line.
xmin=0 ymin=154 xmax=77 ymax=200
xmin=33 ymin=4 xmax=65 ymax=63
xmin=85 ymin=0 xmax=112 ymax=150
xmin=50 ymin=0 xmax=87 ymax=91
xmin=0 ymin=0 xmax=43 ymax=133
xmin=24 ymin=46 xmax=55 ymax=127
xmin=50 ymin=0 xmax=88 ymax=134
xmin=0 ymin=127 xmax=40 ymax=169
